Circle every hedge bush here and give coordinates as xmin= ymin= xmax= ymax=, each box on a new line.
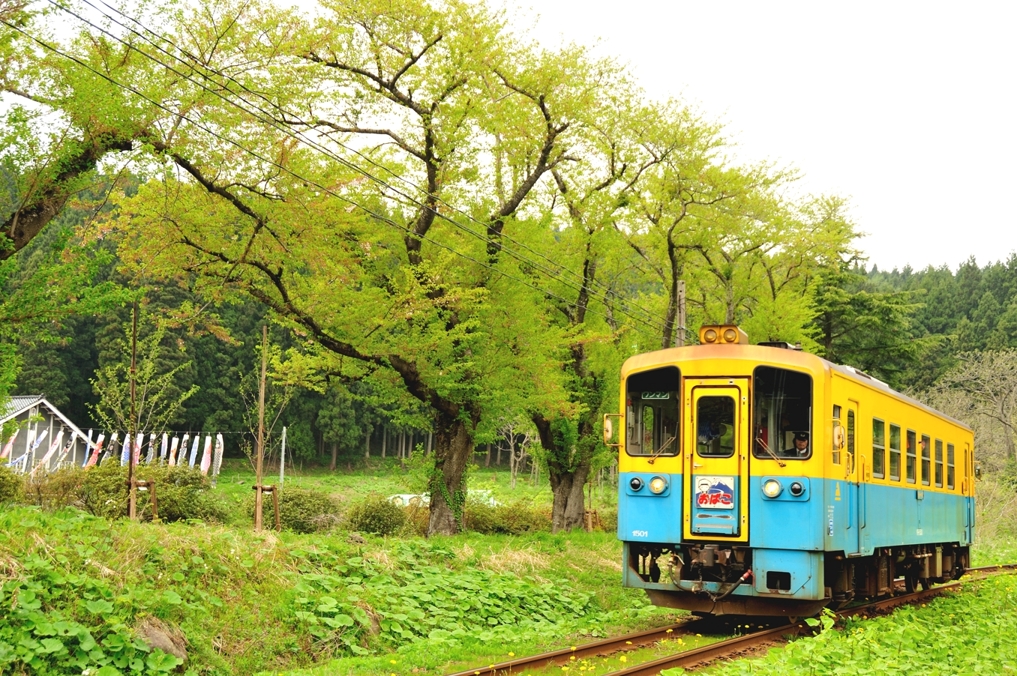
xmin=0 ymin=462 xmax=22 ymax=504
xmin=80 ymin=459 xmax=228 ymax=523
xmin=465 ymin=500 xmax=551 ymax=535
xmin=344 ymin=495 xmax=406 ymax=536
xmin=272 ymin=488 xmax=342 ymax=533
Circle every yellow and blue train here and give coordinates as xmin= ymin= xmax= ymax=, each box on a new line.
xmin=609 ymin=325 xmax=975 ymax=616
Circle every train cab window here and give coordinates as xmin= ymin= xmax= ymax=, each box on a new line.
xmin=947 ymin=443 xmax=955 ymax=489
xmin=921 ymin=435 xmax=931 ymax=486
xmin=697 ymin=396 xmax=735 ymax=457
xmin=625 ymin=367 xmax=680 ymax=457
xmin=889 ymin=424 xmax=901 ymax=481
xmin=872 ymin=419 xmax=885 ymax=479
xmin=752 ymin=366 xmax=812 ymax=460
xmin=847 ymin=410 xmax=855 ymax=467
xmin=935 ymin=440 xmax=944 ymax=487
xmin=906 ymin=430 xmax=917 ymax=483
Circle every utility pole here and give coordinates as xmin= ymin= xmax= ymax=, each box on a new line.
xmin=255 ymin=325 xmax=267 ymax=531
xmin=675 ymin=280 xmax=687 ymax=347
xmin=127 ymin=300 xmax=139 ymax=520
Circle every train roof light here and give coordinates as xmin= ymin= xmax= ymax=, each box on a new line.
xmin=699 ymin=325 xmax=749 ymax=345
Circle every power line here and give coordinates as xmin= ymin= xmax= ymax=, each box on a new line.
xmin=55 ymin=0 xmax=671 ymax=333
xmin=2 ymin=13 xmax=667 ymax=338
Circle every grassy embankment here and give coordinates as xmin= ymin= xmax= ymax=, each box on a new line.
xmin=1 ymin=461 xmax=1015 ymax=675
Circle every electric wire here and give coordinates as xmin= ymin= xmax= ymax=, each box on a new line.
xmin=59 ymin=0 xmax=673 ymax=333
xmin=0 ymin=14 xmax=667 ymax=338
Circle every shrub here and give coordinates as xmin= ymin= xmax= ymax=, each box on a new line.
xmin=598 ymin=508 xmax=618 ymax=533
xmin=344 ymin=495 xmax=406 ymax=536
xmin=24 ymin=466 xmax=86 ymax=510
xmin=274 ymin=488 xmax=342 ymax=533
xmin=80 ymin=458 xmax=228 ymax=523
xmin=0 ymin=462 xmax=23 ymax=504
xmin=465 ymin=500 xmax=551 ymax=535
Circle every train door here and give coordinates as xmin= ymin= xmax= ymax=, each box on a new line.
xmin=843 ymin=400 xmax=862 ymax=556
xmin=683 ymin=378 xmax=750 ymax=541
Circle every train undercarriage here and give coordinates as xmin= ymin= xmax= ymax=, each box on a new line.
xmin=626 ymin=541 xmax=970 ymax=617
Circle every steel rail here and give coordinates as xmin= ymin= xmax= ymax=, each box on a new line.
xmin=445 ymin=621 xmax=697 ymax=676
xmin=451 ymin=564 xmax=1017 ymax=676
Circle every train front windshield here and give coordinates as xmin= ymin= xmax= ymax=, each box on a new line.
xmin=625 ymin=366 xmax=680 ymax=457
xmin=752 ymin=366 xmax=813 ymax=459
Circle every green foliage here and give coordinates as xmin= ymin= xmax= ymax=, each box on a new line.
xmin=343 ymin=495 xmax=406 ymax=536
xmin=693 ymin=575 xmax=1017 ymax=675
xmin=79 ymin=460 xmax=227 ymax=523
xmin=0 ymin=461 xmax=23 ymax=503
xmin=285 ymin=538 xmax=595 ymax=660
xmin=275 ymin=488 xmax=342 ymax=534
xmin=464 ymin=500 xmax=551 ymax=535
xmin=24 ymin=466 xmax=86 ymax=510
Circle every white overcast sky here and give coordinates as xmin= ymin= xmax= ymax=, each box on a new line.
xmin=496 ymin=0 xmax=1017 ymax=272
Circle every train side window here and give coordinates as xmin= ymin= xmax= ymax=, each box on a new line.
xmin=921 ymin=435 xmax=931 ymax=486
xmin=752 ymin=366 xmax=812 ymax=460
xmin=889 ymin=424 xmax=901 ymax=481
xmin=935 ymin=439 xmax=944 ymax=488
xmin=906 ymin=430 xmax=917 ymax=484
xmin=625 ymin=366 xmax=680 ymax=457
xmin=947 ymin=443 xmax=955 ymax=490
xmin=832 ymin=405 xmax=842 ymax=465
xmin=847 ymin=410 xmax=855 ymax=466
xmin=872 ymin=419 xmax=885 ymax=479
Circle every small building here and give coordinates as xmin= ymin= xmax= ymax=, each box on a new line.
xmin=1 ymin=395 xmax=94 ymax=473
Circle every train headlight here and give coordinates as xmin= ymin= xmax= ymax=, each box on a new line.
xmin=629 ymin=477 xmax=644 ymax=491
xmin=762 ymin=479 xmax=783 ymax=498
xmin=789 ymin=481 xmax=805 ymax=497
xmin=649 ymin=476 xmax=668 ymax=494
xmin=723 ymin=328 xmax=738 ymax=343
xmin=703 ymin=328 xmax=718 ymax=343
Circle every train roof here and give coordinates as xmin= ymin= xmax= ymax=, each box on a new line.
xmin=621 ymin=343 xmax=972 ymax=433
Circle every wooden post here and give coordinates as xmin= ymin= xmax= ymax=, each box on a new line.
xmin=254 ymin=484 xmax=281 ymax=531
xmin=136 ymin=480 xmax=157 ymax=521
xmin=255 ymin=325 xmax=268 ymax=531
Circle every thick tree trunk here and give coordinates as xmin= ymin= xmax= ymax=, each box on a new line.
xmin=550 ymin=461 xmax=591 ymax=531
xmin=534 ymin=414 xmax=593 ymax=532
xmin=329 ymin=442 xmax=337 ymax=471
xmin=427 ymin=411 xmax=477 ymax=535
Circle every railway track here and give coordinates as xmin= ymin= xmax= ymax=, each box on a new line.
xmin=451 ymin=564 xmax=1017 ymax=676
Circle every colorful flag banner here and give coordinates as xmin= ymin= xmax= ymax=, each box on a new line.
xmin=160 ymin=433 xmax=169 ymax=463
xmin=211 ymin=433 xmax=224 ymax=483
xmin=100 ymin=432 xmax=118 ymax=465
xmin=134 ymin=433 xmax=144 ymax=466
xmin=188 ymin=435 xmax=200 ymax=467
xmin=168 ymin=436 xmax=181 ymax=466
xmin=84 ymin=434 xmax=106 ymax=468
xmin=199 ymin=435 xmax=212 ymax=475
xmin=31 ymin=430 xmax=64 ymax=475
xmin=54 ymin=437 xmax=74 ymax=467
xmin=1 ymin=428 xmax=19 ymax=460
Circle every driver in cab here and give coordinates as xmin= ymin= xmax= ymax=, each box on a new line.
xmin=784 ymin=431 xmax=809 ymax=457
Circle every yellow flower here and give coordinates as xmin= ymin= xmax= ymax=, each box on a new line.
xmin=625 ymin=641 xmax=632 ymax=645
xmin=666 ymin=628 xmax=673 ymax=634
xmin=620 ymin=656 xmax=628 ymax=663
xmin=570 ymin=655 xmax=576 ymax=661
xmin=390 ymin=660 xmax=397 ymax=664
xmin=509 ymin=652 xmax=515 ymax=657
